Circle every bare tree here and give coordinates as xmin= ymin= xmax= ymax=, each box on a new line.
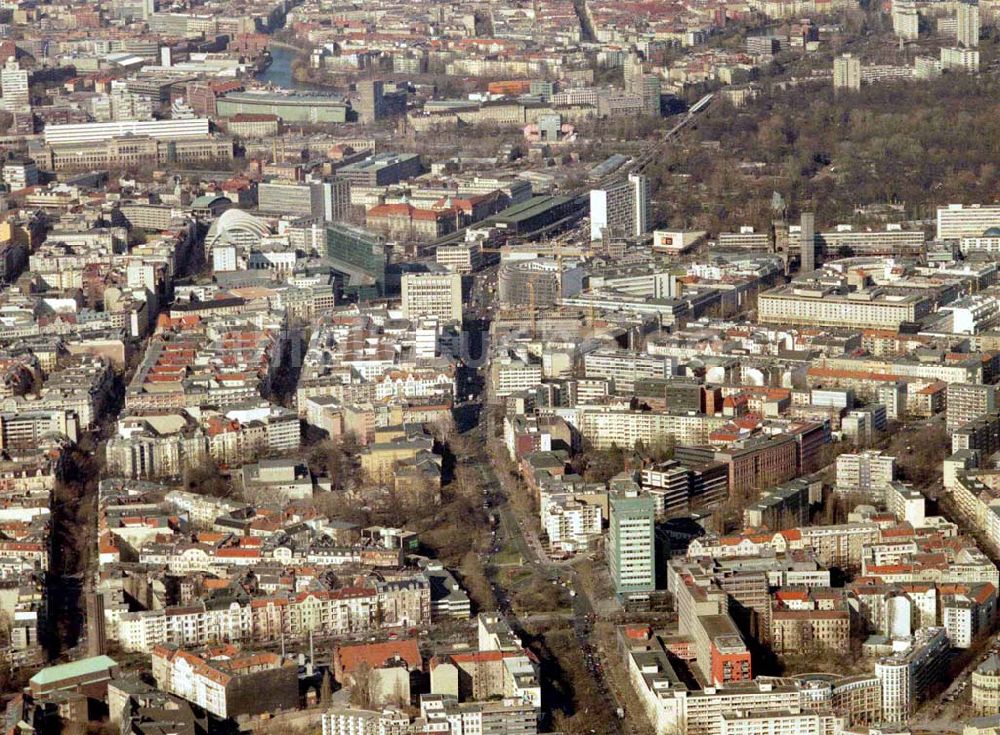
xmin=320 ymin=669 xmax=333 ymax=708
xmin=349 ymin=662 xmax=375 ymax=709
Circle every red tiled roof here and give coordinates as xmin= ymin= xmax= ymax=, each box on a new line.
xmin=335 ymin=638 xmax=421 ymax=674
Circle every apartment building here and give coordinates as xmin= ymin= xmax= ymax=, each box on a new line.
xmin=833 ymin=54 xmax=861 ymax=90
xmin=885 ymin=482 xmax=926 ymax=527
xmin=116 ymin=581 xmax=427 ymax=653
xmin=941 ymin=583 xmax=997 ymax=648
xmin=151 ymin=645 xmax=297 ymax=719
xmin=579 ymin=408 xmax=730 ymax=449
xmin=669 ymin=560 xmax=753 ymax=686
xmin=973 ymin=655 xmax=1000 ymax=715
xmin=583 ymin=349 xmax=673 ymax=394
xmin=719 ymin=708 xmax=845 ymax=735
xmin=543 ymin=495 xmax=603 ymax=552
xmin=842 ymin=405 xmax=888 ymax=445
xmin=770 ymin=606 xmax=850 ymax=655
xmin=948 ymin=383 xmax=999 ymax=430
xmin=835 ymin=451 xmax=897 ymax=495
xmin=609 ymin=490 xmax=655 ymax=599
xmin=874 ymin=627 xmax=949 ymax=723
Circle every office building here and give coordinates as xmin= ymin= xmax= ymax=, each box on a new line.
xmin=938 ymin=204 xmax=1000 ymax=240
xmin=609 ymin=489 xmax=655 ymax=600
xmin=719 ymin=227 xmax=771 ymax=250
xmin=1 ymin=158 xmax=38 ymax=190
xmin=624 ymin=54 xmax=661 ymax=115
xmin=258 ymin=178 xmax=350 ymax=222
xmin=800 ymin=212 xmax=816 ymax=272
xmin=958 ymin=1 xmax=980 ymax=47
xmin=589 ymin=173 xmax=650 ymax=241
xmin=743 ymin=478 xmax=813 ymax=529
xmin=498 ymin=258 xmax=583 ymax=308
xmin=758 ymin=284 xmax=932 ymax=329
xmin=338 ymin=152 xmax=423 ymax=187
xmin=401 ymin=272 xmax=463 ymax=322
xmin=0 ymin=58 xmax=29 ymax=112
xmin=325 ymin=222 xmax=386 ymax=301
xmin=354 ymin=80 xmax=407 ymax=124
xmin=436 ymin=241 xmax=483 ymax=274
xmin=217 ymin=91 xmax=349 ymax=124
xmin=43 ymin=118 xmax=210 ymax=145
xmin=676 ymin=436 xmax=799 ymax=497
xmin=947 ymin=383 xmax=998 ymax=430
xmin=669 ymin=559 xmax=754 ymax=686
xmin=833 ymin=54 xmax=862 ymax=91
xmin=584 ymin=349 xmax=673 ymax=394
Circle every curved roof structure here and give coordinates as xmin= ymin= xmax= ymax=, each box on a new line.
xmin=205 ymin=208 xmax=272 ymax=251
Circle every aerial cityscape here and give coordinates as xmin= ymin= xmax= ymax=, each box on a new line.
xmin=0 ymin=0 xmax=1000 ymax=734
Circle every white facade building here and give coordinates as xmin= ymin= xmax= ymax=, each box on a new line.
xmin=937 ymin=204 xmax=1000 ymax=240
xmin=589 ymin=173 xmax=650 ymax=241
xmin=401 ymin=272 xmax=463 ymax=322
xmin=43 ymin=118 xmax=211 ymax=145
xmin=0 ymin=58 xmax=29 ymax=112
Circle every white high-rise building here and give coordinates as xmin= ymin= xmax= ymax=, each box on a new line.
xmin=893 ymin=0 xmax=920 ymax=40
xmin=833 ymin=54 xmax=862 ymax=91
xmin=946 ymin=382 xmax=998 ymax=430
xmin=941 ymin=45 xmax=980 ymax=72
xmin=835 ymin=451 xmax=897 ymax=495
xmin=958 ymin=1 xmax=980 ymax=48
xmin=401 ymin=272 xmax=463 ymax=322
xmin=0 ymin=58 xmax=29 ymax=112
xmin=937 ymin=203 xmax=1000 ymax=240
xmin=589 ymin=173 xmax=650 ymax=241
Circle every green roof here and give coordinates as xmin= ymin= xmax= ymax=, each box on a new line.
xmin=489 ymin=195 xmax=574 ymax=224
xmin=190 ymin=194 xmax=229 ymax=208
xmin=30 ymin=656 xmax=118 ymax=686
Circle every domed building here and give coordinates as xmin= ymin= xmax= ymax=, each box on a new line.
xmin=959 ymin=226 xmax=1000 ymax=256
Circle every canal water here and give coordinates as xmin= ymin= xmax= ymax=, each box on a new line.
xmin=256 ymin=45 xmax=330 ymax=91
